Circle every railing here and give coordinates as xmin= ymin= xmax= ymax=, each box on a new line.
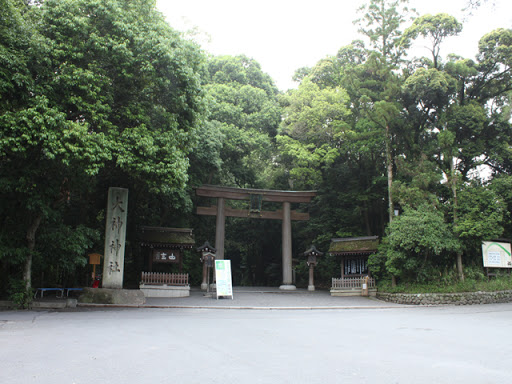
xmin=141 ymin=272 xmax=189 ymax=286
xmin=331 ymin=276 xmax=375 ymax=289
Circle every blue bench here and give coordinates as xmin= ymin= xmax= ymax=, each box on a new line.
xmin=34 ymin=288 xmax=64 ymax=299
xmin=64 ymin=288 xmax=83 ymax=297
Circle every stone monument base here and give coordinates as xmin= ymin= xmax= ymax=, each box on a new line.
xmin=139 ymin=284 xmax=190 ymax=298
xmin=78 ymin=288 xmax=146 ymax=305
xmin=279 ymin=284 xmax=296 ymax=290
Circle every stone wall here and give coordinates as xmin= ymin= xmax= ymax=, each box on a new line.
xmin=377 ymin=290 xmax=512 ymax=305
xmin=139 ymin=284 xmax=190 ymax=298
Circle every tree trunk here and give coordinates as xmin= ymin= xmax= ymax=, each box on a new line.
xmin=456 ymin=252 xmax=464 ymax=281
xmin=451 ymin=157 xmax=464 ymax=281
xmin=24 ymin=213 xmax=42 ymax=291
xmin=386 ymin=123 xmax=397 ymax=287
xmin=364 ymin=201 xmax=372 ymax=236
xmin=386 ymin=124 xmax=393 ymax=224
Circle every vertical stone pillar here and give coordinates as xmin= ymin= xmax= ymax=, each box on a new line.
xmin=308 ymin=264 xmax=315 ymax=291
xmin=201 ymin=261 xmax=208 ymax=291
xmin=280 ymin=201 xmax=295 ymax=290
xmin=102 ymin=188 xmax=128 ymax=289
xmin=215 ymin=198 xmax=225 ymax=260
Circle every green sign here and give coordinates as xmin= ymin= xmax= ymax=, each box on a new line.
xmin=215 ymin=260 xmax=233 ymax=299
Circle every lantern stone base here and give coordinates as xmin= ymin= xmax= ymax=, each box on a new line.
xmin=279 ymin=284 xmax=296 ymax=290
xmin=330 ymin=288 xmax=377 ymax=297
xmin=139 ymin=284 xmax=190 ymax=298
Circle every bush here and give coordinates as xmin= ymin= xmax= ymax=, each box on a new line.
xmin=7 ymin=279 xmax=32 ymax=309
xmin=377 ymin=273 xmax=512 ymax=294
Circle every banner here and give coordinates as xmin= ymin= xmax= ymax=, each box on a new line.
xmin=215 ymin=260 xmax=233 ymax=299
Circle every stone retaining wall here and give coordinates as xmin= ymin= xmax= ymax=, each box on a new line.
xmin=377 ymin=290 xmax=512 ymax=305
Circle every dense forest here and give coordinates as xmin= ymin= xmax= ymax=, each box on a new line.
xmin=1 ymin=0 xmax=511 ymax=302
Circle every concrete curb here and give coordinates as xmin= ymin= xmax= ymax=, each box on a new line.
xmin=76 ymin=302 xmax=413 ymax=310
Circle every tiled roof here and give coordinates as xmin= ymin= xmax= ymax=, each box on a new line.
xmin=328 ymin=236 xmax=379 ymax=254
xmin=139 ymin=226 xmax=195 ymax=248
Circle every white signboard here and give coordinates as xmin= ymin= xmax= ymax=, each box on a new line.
xmin=482 ymin=241 xmax=512 ymax=268
xmin=215 ymin=260 xmax=233 ymax=299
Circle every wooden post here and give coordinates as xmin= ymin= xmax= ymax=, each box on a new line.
xmin=280 ymin=201 xmax=295 ymax=290
xmin=215 ymin=198 xmax=225 ymax=260
xmin=362 ymin=275 xmax=369 ymax=297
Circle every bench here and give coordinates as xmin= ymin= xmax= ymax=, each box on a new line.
xmin=64 ymin=288 xmax=83 ymax=297
xmin=33 ymin=288 xmax=83 ymax=299
xmin=34 ymin=288 xmax=64 ymax=299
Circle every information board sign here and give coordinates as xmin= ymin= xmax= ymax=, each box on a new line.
xmin=215 ymin=260 xmax=233 ymax=299
xmin=482 ymin=241 xmax=512 ymax=268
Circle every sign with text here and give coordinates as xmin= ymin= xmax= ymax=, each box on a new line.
xmin=152 ymin=249 xmax=180 ymax=263
xmin=482 ymin=241 xmax=512 ymax=268
xmin=215 ymin=260 xmax=233 ymax=299
xmin=102 ymin=188 xmax=128 ymax=288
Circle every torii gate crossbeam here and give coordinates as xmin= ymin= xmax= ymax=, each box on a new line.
xmin=195 ymin=185 xmax=316 ymax=290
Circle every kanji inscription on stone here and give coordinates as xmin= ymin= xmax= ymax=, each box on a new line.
xmin=102 ymin=188 xmax=128 ymax=288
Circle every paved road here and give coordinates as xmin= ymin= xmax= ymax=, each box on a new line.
xmin=2 ymin=297 xmax=512 ymax=383
xmin=141 ymin=287 xmax=399 ymax=309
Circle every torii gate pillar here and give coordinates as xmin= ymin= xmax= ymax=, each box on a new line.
xmin=280 ymin=202 xmax=294 ymax=289
xmin=196 ymin=185 xmax=316 ymax=290
xmin=215 ymin=198 xmax=226 ymax=259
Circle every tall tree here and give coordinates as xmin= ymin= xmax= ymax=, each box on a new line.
xmin=355 ymin=0 xmax=416 ymax=65
xmin=402 ymin=13 xmax=462 ymax=69
xmin=0 ymin=0 xmax=206 ymax=291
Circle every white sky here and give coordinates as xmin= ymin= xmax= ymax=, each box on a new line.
xmin=156 ymin=0 xmax=512 ymax=91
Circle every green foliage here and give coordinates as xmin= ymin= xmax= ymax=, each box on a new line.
xmin=455 ymin=181 xmax=505 ymax=247
xmin=194 ymin=54 xmax=281 ymax=189
xmin=382 ymin=204 xmax=460 ymax=282
xmin=402 ymin=13 xmax=462 ymax=68
xmin=402 ymin=68 xmax=456 ymax=110
xmin=7 ymin=278 xmax=32 ymax=309
xmin=0 ymin=0 xmax=207 ymax=292
xmin=355 ymin=0 xmax=417 ymax=65
xmin=490 ymin=175 xmax=512 ymax=238
xmin=378 ymin=270 xmax=512 ymax=294
xmin=277 ymin=79 xmax=351 ymax=189
xmin=1 ymin=0 xmax=512 ymax=293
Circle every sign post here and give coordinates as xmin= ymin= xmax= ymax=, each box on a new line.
xmin=214 ymin=260 xmax=233 ymax=300
xmin=482 ymin=241 xmax=512 ymax=268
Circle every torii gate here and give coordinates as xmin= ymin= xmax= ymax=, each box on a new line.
xmin=195 ymin=185 xmax=316 ymax=290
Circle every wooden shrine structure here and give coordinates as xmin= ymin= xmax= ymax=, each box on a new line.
xmin=329 ymin=236 xmax=379 ymax=296
xmin=138 ymin=226 xmax=195 ymax=297
xmin=195 ymin=185 xmax=316 ymax=290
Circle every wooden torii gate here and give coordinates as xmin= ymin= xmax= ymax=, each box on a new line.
xmin=195 ymin=185 xmax=316 ymax=290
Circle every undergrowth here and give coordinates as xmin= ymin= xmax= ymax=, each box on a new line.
xmin=378 ymin=274 xmax=512 ymax=294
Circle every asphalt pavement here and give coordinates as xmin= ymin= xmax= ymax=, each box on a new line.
xmin=139 ymin=286 xmax=402 ymax=309
xmin=2 ymin=299 xmax=512 ymax=384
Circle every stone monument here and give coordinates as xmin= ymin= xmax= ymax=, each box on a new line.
xmin=102 ymin=187 xmax=128 ymax=289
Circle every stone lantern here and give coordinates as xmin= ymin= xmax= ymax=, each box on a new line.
xmin=197 ymin=241 xmax=216 ymax=291
xmin=303 ymin=245 xmax=323 ymax=291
